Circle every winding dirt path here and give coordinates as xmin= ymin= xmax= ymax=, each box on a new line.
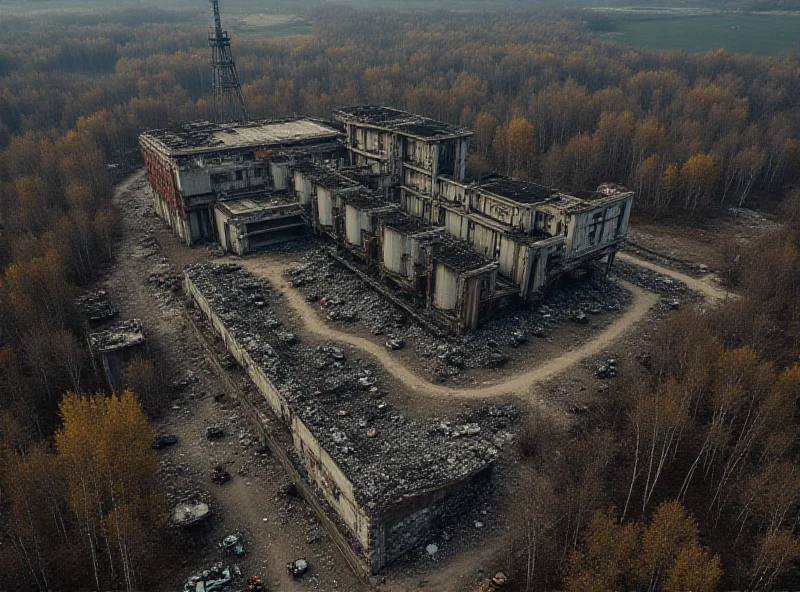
xmin=617 ymin=252 xmax=729 ymax=302
xmin=239 ymin=257 xmax=659 ymax=399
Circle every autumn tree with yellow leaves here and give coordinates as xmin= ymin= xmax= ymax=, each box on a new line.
xmin=566 ymin=502 xmax=722 ymax=592
xmin=0 ymin=390 xmax=166 ymax=591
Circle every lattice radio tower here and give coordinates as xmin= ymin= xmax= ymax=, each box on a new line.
xmin=208 ymin=0 xmax=249 ymax=123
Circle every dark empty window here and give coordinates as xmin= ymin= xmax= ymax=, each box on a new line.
xmin=235 ymin=170 xmax=244 ymax=181
xmin=211 ymin=173 xmax=227 ymax=185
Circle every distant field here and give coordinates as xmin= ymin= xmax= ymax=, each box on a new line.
xmin=231 ymin=13 xmax=313 ymax=38
xmin=599 ymin=13 xmax=800 ymax=55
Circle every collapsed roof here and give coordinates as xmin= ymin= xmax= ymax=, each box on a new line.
xmin=335 ymin=106 xmax=472 ymax=141
xmin=185 ymin=263 xmax=516 ymax=512
xmin=140 ymin=118 xmax=342 ymax=157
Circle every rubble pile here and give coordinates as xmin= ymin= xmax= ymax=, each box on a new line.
xmin=185 ymin=263 xmax=518 ymax=511
xmin=613 ymin=261 xmax=694 ymax=298
xmin=287 ymin=248 xmax=631 ymax=377
xmin=75 ymin=290 xmax=117 ymax=325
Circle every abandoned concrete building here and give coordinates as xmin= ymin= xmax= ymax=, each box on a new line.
xmin=140 ymin=106 xmax=633 ymax=332
xmin=139 ymin=118 xmax=342 ymax=245
xmin=89 ymin=319 xmax=147 ymax=390
xmin=137 ymin=105 xmax=635 ymax=573
xmin=184 ymin=263 xmax=516 ymax=574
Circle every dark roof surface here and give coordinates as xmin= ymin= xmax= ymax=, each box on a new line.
xmin=343 ymin=188 xmax=394 ymax=210
xmin=297 ymin=163 xmax=362 ymax=191
xmin=430 ymin=236 xmax=496 ymax=272
xmin=334 ymin=106 xmax=472 ymax=140
xmin=475 ymin=176 xmax=557 ymax=205
xmin=384 ymin=212 xmax=440 ymax=234
xmin=140 ymin=118 xmax=341 ymax=157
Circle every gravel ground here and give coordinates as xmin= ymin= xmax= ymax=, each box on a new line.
xmin=286 ymin=246 xmax=634 ymax=383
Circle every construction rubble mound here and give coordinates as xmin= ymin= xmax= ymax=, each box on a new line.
xmin=184 ymin=262 xmax=518 ymax=572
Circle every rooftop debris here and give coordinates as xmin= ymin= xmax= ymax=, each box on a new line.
xmin=89 ymin=318 xmax=146 ymax=353
xmin=141 ymin=118 xmax=341 ymax=157
xmin=76 ymin=290 xmax=117 ymax=325
xmin=185 ymin=262 xmax=518 ymax=511
xmin=171 ymin=500 xmax=211 ymax=527
xmin=335 ymin=106 xmax=472 ymax=140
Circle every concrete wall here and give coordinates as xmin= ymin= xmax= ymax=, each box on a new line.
xmin=345 ymin=204 xmax=370 ymax=247
xmin=382 ymin=226 xmax=406 ymax=276
xmin=403 ymin=167 xmax=433 ymax=196
xmin=270 ymin=161 xmax=291 ymax=191
xmin=184 ymin=274 xmax=375 ymax=561
xmin=177 ymin=168 xmax=212 ymax=196
xmin=374 ymin=466 xmax=490 ymax=565
xmin=294 ymin=171 xmax=313 ymax=204
xmin=432 ymin=263 xmax=459 ymax=311
xmin=473 ymin=193 xmax=533 ymax=232
xmin=141 ymin=144 xmax=191 ymax=244
xmin=564 ymin=194 xmax=632 ymax=261
xmin=317 ymin=187 xmax=335 ymax=227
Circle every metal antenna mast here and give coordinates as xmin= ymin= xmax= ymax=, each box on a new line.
xmin=208 ymin=0 xmax=249 ymax=123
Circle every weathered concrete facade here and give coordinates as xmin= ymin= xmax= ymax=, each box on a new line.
xmin=334 ymin=106 xmax=471 ymax=193
xmin=214 ymin=194 xmax=306 ymax=255
xmin=402 ymin=175 xmax=634 ymax=301
xmin=139 ymin=118 xmax=342 ymax=246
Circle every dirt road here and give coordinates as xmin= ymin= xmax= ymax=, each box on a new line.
xmin=240 ymin=257 xmax=659 ymax=399
xmin=617 ymin=252 xmax=729 ymax=301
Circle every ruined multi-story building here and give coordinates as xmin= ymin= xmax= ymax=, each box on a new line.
xmin=334 ymin=105 xmax=472 ymax=190
xmin=138 ymin=118 xmax=342 ymax=245
xmin=139 ymin=106 xmax=633 ymax=332
xmin=138 ymin=105 xmax=635 ymax=575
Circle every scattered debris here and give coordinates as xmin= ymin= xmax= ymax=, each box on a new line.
xmin=210 ymin=465 xmax=231 ymax=485
xmin=152 ymin=434 xmax=178 ymax=449
xmin=206 ymin=424 xmax=225 ymax=439
xmin=221 ymin=533 xmax=245 ymax=558
xmin=183 ymin=564 xmax=231 ymax=592
xmin=247 ymin=575 xmax=265 ymax=591
xmin=292 ymin=248 xmax=632 ymax=383
xmin=76 ymin=290 xmax=117 ymax=325
xmin=287 ymin=558 xmax=309 ymax=578
xmin=595 ymin=358 xmax=618 ymax=379
xmin=171 ymin=500 xmax=211 ymax=527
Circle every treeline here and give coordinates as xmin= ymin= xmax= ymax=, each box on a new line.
xmin=0 ymin=11 xmax=172 ymax=590
xmin=2 ymin=7 xmax=799 ymax=214
xmin=509 ymin=202 xmax=800 ymax=590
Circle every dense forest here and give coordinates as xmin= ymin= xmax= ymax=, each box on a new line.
xmin=0 ymin=4 xmax=798 ymax=590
